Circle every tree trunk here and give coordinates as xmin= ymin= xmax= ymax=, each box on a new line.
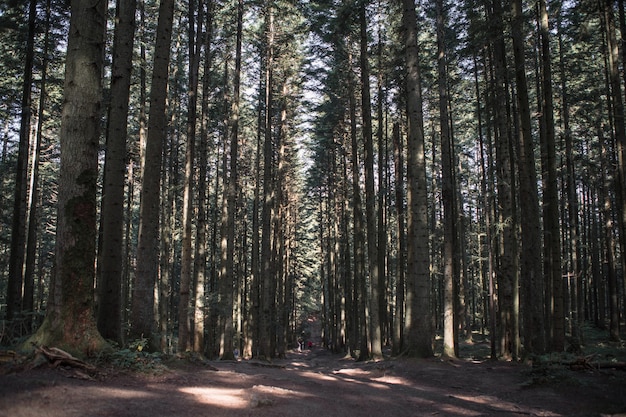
xmin=392 ymin=123 xmax=405 ymax=355
xmin=490 ymin=0 xmax=519 ymax=360
xmin=7 ymin=0 xmax=37 ymax=321
xmin=219 ymin=0 xmax=243 ymax=361
xmin=602 ymin=0 xmax=626 ymax=343
xmin=259 ymin=2 xmax=275 ymax=360
xmin=131 ymin=0 xmax=175 ymax=347
xmin=179 ymin=0 xmax=203 ymax=354
xmin=24 ymin=0 xmax=52 ymax=321
xmin=510 ymin=0 xmax=544 ymax=356
xmin=29 ymin=0 xmax=108 ymax=356
xmin=436 ymin=0 xmax=458 ymax=359
xmin=98 ymin=0 xmax=137 ymax=347
xmin=195 ymin=0 xmax=214 ymax=355
xmin=402 ymin=0 xmax=433 ymax=358
xmin=359 ymin=4 xmax=383 ymax=360
xmin=537 ymin=0 xmax=564 ymax=352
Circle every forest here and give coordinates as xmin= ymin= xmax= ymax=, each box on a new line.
xmin=0 ymin=0 xmax=625 ymax=367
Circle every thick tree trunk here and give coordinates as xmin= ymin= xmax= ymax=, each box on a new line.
xmin=29 ymin=0 xmax=108 ymax=357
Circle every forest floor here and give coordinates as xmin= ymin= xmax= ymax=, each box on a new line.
xmin=1 ymin=332 xmax=625 ymax=417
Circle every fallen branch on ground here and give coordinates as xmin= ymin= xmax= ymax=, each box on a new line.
xmin=32 ymin=344 xmax=96 ymax=371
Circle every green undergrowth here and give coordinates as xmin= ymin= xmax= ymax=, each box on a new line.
xmin=95 ymin=338 xmax=168 ymax=374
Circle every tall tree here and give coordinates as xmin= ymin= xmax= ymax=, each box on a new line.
xmin=490 ymin=0 xmax=519 ymax=359
xmin=537 ymin=0 xmax=564 ymax=352
xmin=260 ymin=1 xmax=276 ymax=359
xmin=602 ymin=0 xmax=626 ymax=343
xmin=359 ymin=2 xmax=383 ymax=360
xmin=510 ymin=0 xmax=545 ymax=355
xmin=97 ymin=0 xmax=137 ymax=346
xmin=436 ymin=0 xmax=458 ymax=359
xmin=130 ymin=0 xmax=175 ymax=347
xmin=401 ymin=0 xmax=433 ymax=358
xmin=7 ymin=0 xmax=37 ymax=321
xmin=29 ymin=0 xmax=108 ymax=355
xmin=219 ymin=0 xmax=243 ymax=361
xmin=179 ymin=0 xmax=203 ymax=353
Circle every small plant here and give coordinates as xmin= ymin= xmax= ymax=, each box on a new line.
xmin=107 ymin=338 xmax=166 ymax=374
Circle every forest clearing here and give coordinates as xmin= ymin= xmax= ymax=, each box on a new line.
xmin=1 ymin=329 xmax=626 ymax=417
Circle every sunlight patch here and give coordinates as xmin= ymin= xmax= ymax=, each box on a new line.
xmin=450 ymin=394 xmax=563 ymax=416
xmin=179 ymin=386 xmax=247 ymax=409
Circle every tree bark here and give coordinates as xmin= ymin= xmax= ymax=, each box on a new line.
xmin=29 ymin=0 xmax=108 ymax=356
xmin=131 ymin=0 xmax=175 ymax=347
xmin=537 ymin=0 xmax=564 ymax=352
xmin=510 ymin=0 xmax=545 ymax=355
xmin=401 ymin=0 xmax=433 ymax=358
xmin=359 ymin=4 xmax=383 ymax=360
xmin=98 ymin=0 xmax=137 ymax=347
xmin=7 ymin=0 xmax=37 ymax=321
xmin=436 ymin=0 xmax=458 ymax=359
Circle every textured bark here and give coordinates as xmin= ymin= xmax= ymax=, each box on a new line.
xmin=259 ymin=3 xmax=275 ymax=359
xmin=131 ymin=0 xmax=175 ymax=347
xmin=7 ymin=0 xmax=36 ymax=321
xmin=179 ymin=0 xmax=203 ymax=353
xmin=510 ymin=0 xmax=544 ymax=356
xmin=392 ymin=123 xmax=406 ymax=355
xmin=359 ymin=4 xmax=383 ymax=360
xmin=537 ymin=0 xmax=564 ymax=352
xmin=98 ymin=0 xmax=137 ymax=346
xmin=602 ymin=0 xmax=625 ymax=342
xmin=436 ymin=0 xmax=458 ymax=359
xmin=29 ymin=0 xmax=108 ymax=357
xmin=491 ymin=0 xmax=519 ymax=359
xmin=401 ymin=0 xmax=433 ymax=358
xmin=219 ymin=0 xmax=243 ymax=361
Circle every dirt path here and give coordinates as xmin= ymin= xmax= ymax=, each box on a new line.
xmin=1 ymin=348 xmax=625 ymax=417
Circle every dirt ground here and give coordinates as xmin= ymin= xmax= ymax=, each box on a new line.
xmin=1 ymin=340 xmax=625 ymax=417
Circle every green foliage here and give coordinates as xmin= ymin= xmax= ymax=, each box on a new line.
xmin=104 ymin=338 xmax=167 ymax=373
